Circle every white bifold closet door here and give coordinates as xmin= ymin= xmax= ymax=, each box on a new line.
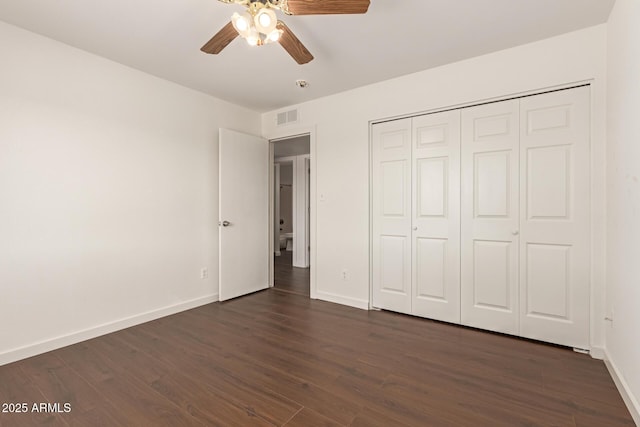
xmin=372 ymin=118 xmax=412 ymax=314
xmin=372 ymin=111 xmax=461 ymax=324
xmin=461 ymin=86 xmax=590 ymax=348
xmin=373 ymin=85 xmax=590 ymax=349
xmin=460 ymin=99 xmax=521 ymax=335
xmin=411 ymin=112 xmax=460 ymax=322
xmin=518 ymin=87 xmax=590 ymax=348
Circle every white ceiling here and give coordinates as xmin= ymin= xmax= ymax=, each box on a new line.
xmin=0 ymin=0 xmax=615 ymax=112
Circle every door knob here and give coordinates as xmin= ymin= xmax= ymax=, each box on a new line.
xmin=512 ymin=230 xmax=519 ymax=236
xmin=412 ymin=226 xmax=418 ymax=231
xmin=219 ymin=220 xmax=231 ymax=227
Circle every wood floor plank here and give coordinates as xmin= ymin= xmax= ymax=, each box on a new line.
xmin=58 ymin=337 xmax=207 ymax=426
xmin=274 ymin=251 xmax=310 ymax=296
xmin=349 ymin=405 xmax=413 ymax=427
xmin=283 ymin=407 xmax=341 ymax=426
xmin=0 ymin=288 xmax=634 ymax=426
xmin=381 ymin=373 xmax=576 ymax=427
xmin=147 ymin=371 xmax=275 ymax=427
xmin=112 ymin=327 xmax=277 ymax=427
xmin=126 ymin=316 xmax=357 ymax=425
xmin=541 ymin=356 xmax=628 ymax=409
xmin=554 ymin=392 xmax=635 ymax=427
xmin=17 ymin=352 xmax=109 ymax=419
xmin=0 ymin=362 xmax=69 ymax=427
xmin=64 ymin=406 xmax=124 ymax=427
xmin=168 ymin=305 xmax=347 ymax=391
xmin=113 ymin=328 xmax=301 ymax=426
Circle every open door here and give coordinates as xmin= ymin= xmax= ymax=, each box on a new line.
xmin=219 ymin=128 xmax=269 ymax=301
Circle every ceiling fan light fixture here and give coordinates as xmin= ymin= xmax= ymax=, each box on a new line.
xmin=255 ymin=9 xmax=277 ymax=34
xmin=246 ymin=28 xmax=260 ymax=46
xmin=267 ymin=28 xmax=282 ymax=42
xmin=205 ymin=0 xmax=372 ymax=63
xmin=231 ymin=11 xmax=252 ymax=36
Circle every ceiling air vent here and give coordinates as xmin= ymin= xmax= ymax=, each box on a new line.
xmin=276 ymin=109 xmax=299 ymax=126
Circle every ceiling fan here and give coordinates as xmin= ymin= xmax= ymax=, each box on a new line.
xmin=201 ymin=0 xmax=371 ymax=64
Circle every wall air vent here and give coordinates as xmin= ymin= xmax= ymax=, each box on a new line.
xmin=276 ymin=109 xmax=299 ymax=126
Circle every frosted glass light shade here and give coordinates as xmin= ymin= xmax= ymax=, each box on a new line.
xmin=246 ymin=28 xmax=260 ymax=46
xmin=231 ymin=12 xmax=252 ymax=37
xmin=268 ymin=29 xmax=282 ymax=42
xmin=254 ymin=9 xmax=277 ymax=34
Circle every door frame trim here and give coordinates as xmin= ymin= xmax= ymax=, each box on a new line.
xmin=265 ymin=126 xmax=317 ymax=299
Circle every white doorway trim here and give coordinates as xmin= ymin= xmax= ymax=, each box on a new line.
xmin=267 ymin=126 xmax=317 ymax=300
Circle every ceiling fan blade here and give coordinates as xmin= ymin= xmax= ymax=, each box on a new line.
xmin=277 ymin=21 xmax=314 ymax=64
xmin=285 ymin=0 xmax=370 ymax=15
xmin=201 ymin=21 xmax=238 ymax=54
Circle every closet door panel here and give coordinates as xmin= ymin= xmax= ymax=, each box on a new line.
xmin=372 ymin=119 xmax=412 ymax=314
xmin=415 ymin=237 xmax=447 ymax=300
xmin=525 ymin=243 xmax=571 ymax=318
xmin=519 ymin=86 xmax=590 ymax=348
xmin=473 ymin=240 xmax=514 ymax=311
xmin=412 ymin=111 xmax=461 ymax=323
xmin=461 ymin=100 xmax=520 ymax=334
xmin=417 ymin=157 xmax=448 ymax=218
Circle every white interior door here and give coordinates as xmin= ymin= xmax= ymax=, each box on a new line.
xmin=372 ymin=118 xmax=412 ymax=314
xmin=219 ymin=128 xmax=269 ymax=301
xmin=518 ymin=86 xmax=590 ymax=348
xmin=411 ymin=111 xmax=461 ymax=323
xmin=461 ymin=100 xmax=520 ymax=334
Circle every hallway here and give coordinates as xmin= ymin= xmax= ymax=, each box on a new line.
xmin=274 ymin=251 xmax=310 ymax=297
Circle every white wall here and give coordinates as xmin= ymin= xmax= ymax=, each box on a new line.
xmin=262 ymin=26 xmax=608 ymax=349
xmin=605 ymin=0 xmax=640 ymax=420
xmin=0 ymin=22 xmax=260 ymax=365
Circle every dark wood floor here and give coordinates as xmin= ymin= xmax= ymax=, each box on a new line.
xmin=0 ymin=290 xmax=634 ymax=426
xmin=274 ymin=251 xmax=310 ymax=297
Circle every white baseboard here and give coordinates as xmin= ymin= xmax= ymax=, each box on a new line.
xmin=604 ymin=350 xmax=640 ymax=426
xmin=315 ymin=290 xmax=369 ymax=310
xmin=0 ymin=294 xmax=219 ymax=367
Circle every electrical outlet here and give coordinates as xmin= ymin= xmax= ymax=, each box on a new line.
xmin=341 ymin=269 xmax=349 ymax=281
xmin=200 ymin=268 xmax=209 ymax=279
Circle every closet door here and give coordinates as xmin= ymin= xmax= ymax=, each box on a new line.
xmin=372 ymin=119 xmax=412 ymax=314
xmin=412 ymin=111 xmax=461 ymax=323
xmin=519 ymin=86 xmax=590 ymax=348
xmin=461 ymin=100 xmax=520 ymax=334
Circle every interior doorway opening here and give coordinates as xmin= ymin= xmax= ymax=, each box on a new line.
xmin=271 ymin=134 xmax=311 ymax=296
